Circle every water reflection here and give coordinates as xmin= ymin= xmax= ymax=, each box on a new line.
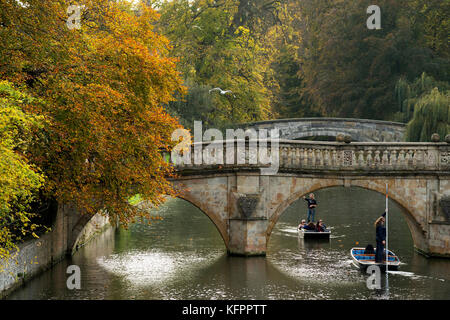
xmin=7 ymin=187 xmax=450 ymax=300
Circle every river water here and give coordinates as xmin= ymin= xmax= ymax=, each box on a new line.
xmin=7 ymin=187 xmax=450 ymax=300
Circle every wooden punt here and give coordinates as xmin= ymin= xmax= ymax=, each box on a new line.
xmin=298 ymin=227 xmax=331 ymax=240
xmin=350 ymin=247 xmax=400 ymax=271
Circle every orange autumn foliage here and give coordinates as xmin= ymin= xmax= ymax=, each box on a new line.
xmin=0 ymin=1 xmax=185 ymax=226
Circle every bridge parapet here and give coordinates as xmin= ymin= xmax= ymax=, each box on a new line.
xmin=278 ymin=141 xmax=449 ymax=173
xmin=170 ymin=140 xmax=450 ymax=174
xmin=243 ymin=118 xmax=406 ymax=142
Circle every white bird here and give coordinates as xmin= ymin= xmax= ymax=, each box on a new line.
xmin=209 ymin=88 xmax=236 ymax=97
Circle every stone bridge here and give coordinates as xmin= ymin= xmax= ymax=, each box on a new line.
xmin=168 ymin=139 xmax=450 ymax=258
xmin=243 ymin=118 xmax=406 ymax=142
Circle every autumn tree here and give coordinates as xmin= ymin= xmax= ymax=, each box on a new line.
xmin=0 ymin=1 xmax=184 ymax=227
xmin=0 ymin=81 xmax=45 ymax=268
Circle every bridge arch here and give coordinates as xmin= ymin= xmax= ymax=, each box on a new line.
xmin=68 ymin=195 xmax=230 ymax=254
xmin=175 ymin=195 xmax=229 ymax=249
xmin=244 ymin=117 xmax=406 ymax=142
xmin=266 ymin=181 xmax=425 ymax=252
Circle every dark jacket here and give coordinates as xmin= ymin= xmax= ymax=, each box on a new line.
xmin=304 ymin=198 xmax=317 ymax=208
xmin=376 ymin=224 xmax=386 ymax=242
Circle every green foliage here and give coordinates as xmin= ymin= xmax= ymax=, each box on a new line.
xmin=168 ymin=81 xmax=216 ymax=131
xmin=157 ymin=0 xmax=273 ymax=129
xmin=395 ymin=73 xmax=450 ymax=122
xmin=0 ymin=81 xmax=45 ymax=268
xmin=406 ymin=88 xmax=450 ymax=142
xmin=158 ymin=0 xmax=449 ymax=124
xmin=269 ymin=44 xmax=320 ymax=119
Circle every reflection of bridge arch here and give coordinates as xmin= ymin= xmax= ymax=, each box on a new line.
xmin=244 ymin=118 xmax=406 ymax=142
xmin=267 ymin=183 xmax=421 ymax=250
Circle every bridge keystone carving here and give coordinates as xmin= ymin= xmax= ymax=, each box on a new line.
xmin=237 ymin=194 xmax=260 ymax=219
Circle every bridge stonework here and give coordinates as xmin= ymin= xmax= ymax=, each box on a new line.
xmin=244 ymin=118 xmax=406 ymax=142
xmin=170 ymin=140 xmax=450 ymax=258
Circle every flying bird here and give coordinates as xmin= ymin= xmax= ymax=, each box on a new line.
xmin=209 ymin=88 xmax=236 ymax=98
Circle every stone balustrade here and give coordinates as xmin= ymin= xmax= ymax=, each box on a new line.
xmin=169 ymin=140 xmax=450 ymax=173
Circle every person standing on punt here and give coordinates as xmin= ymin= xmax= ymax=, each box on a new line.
xmin=303 ymin=193 xmax=317 ymax=223
xmin=375 ymin=213 xmax=386 ymax=263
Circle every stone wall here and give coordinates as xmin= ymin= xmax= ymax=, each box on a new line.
xmin=427 ymin=222 xmax=450 ymax=257
xmin=0 ymin=206 xmax=111 ymax=298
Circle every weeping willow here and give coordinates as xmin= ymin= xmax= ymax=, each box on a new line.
xmin=395 ymin=73 xmax=449 ymax=123
xmin=406 ymin=88 xmax=450 ymax=142
xmin=395 ymin=77 xmax=415 ymax=121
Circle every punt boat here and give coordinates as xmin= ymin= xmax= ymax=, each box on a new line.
xmin=350 ymin=247 xmax=400 ymax=271
xmin=298 ymin=227 xmax=331 ymax=239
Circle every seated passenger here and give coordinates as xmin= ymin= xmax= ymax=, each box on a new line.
xmin=364 ymin=244 xmax=375 ymax=254
xmin=303 ymin=222 xmax=316 ymax=231
xmin=298 ymin=219 xmax=307 ymax=230
xmin=316 ymin=220 xmax=327 ymax=232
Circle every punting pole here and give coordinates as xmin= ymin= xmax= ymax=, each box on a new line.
xmin=385 ymin=183 xmax=389 ymax=294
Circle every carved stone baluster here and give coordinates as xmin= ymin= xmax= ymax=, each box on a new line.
xmin=407 ymin=150 xmax=414 ymax=167
xmin=416 ymin=150 xmax=424 ymax=169
xmin=281 ymin=147 xmax=288 ymax=168
xmin=389 ymin=149 xmax=397 ymax=167
xmin=287 ymin=147 xmax=293 ymax=168
xmin=316 ymin=149 xmax=323 ymax=166
xmin=309 ymin=149 xmax=315 ymax=167
xmin=374 ymin=150 xmax=381 ymax=167
xmin=303 ymin=148 xmax=309 ymax=167
xmin=352 ymin=150 xmax=357 ymax=168
xmin=382 ymin=150 xmax=389 ymax=167
xmin=404 ymin=150 xmax=412 ymax=168
xmin=412 ymin=149 xmax=419 ymax=168
xmin=297 ymin=148 xmax=303 ymax=167
xmin=331 ymin=149 xmax=337 ymax=167
xmin=358 ymin=150 xmax=365 ymax=168
xmin=398 ymin=150 xmax=406 ymax=168
xmin=366 ymin=150 xmax=373 ymax=167
xmin=291 ymin=147 xmax=298 ymax=167
xmin=323 ymin=149 xmax=330 ymax=166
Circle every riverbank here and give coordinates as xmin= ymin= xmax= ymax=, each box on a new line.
xmin=0 ymin=210 xmax=112 ymax=298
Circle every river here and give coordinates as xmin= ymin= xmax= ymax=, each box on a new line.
xmin=7 ymin=187 xmax=450 ymax=300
